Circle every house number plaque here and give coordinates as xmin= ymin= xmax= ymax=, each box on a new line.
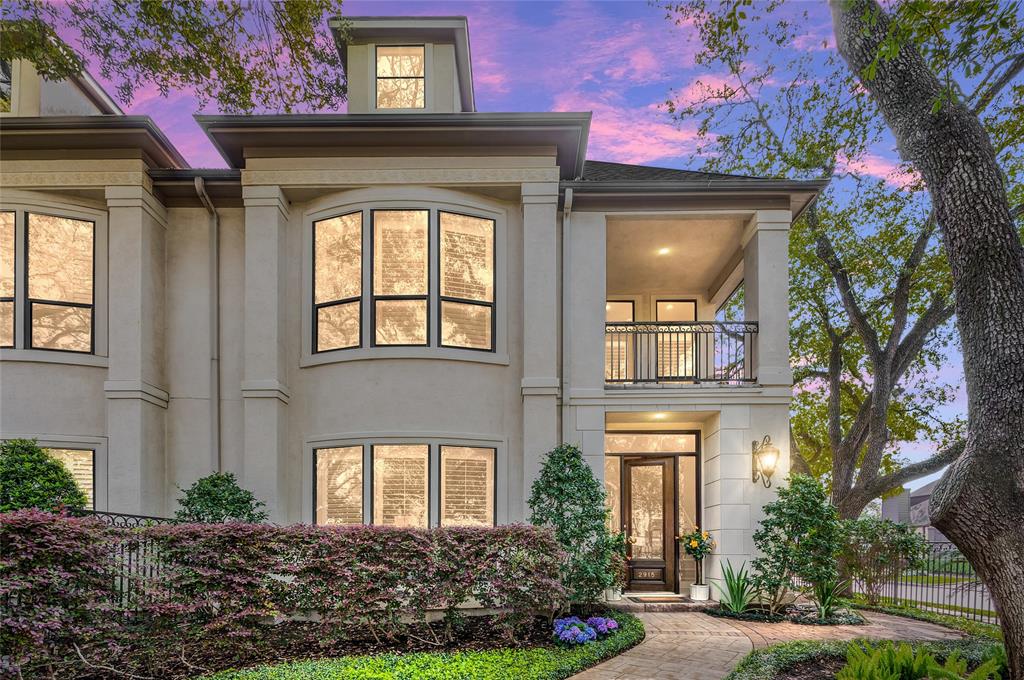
xmin=635 ymin=569 xmax=661 ymax=580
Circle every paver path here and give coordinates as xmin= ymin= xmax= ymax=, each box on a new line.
xmin=572 ymin=611 xmax=963 ymax=680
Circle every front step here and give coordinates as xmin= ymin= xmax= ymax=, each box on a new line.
xmin=608 ymin=595 xmax=712 ymax=613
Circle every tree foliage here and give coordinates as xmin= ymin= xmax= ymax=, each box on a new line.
xmin=751 ymin=474 xmax=843 ymax=615
xmin=0 ymin=0 xmax=348 ymax=113
xmin=661 ymin=0 xmax=1023 ymax=517
xmin=840 ymin=517 xmax=929 ymax=606
xmin=527 ymin=444 xmax=626 ymax=606
xmin=174 ymin=472 xmax=268 ymax=524
xmin=0 ymin=439 xmax=87 ymax=513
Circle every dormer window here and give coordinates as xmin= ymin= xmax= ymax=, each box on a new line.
xmin=375 ymin=45 xmax=425 ymax=109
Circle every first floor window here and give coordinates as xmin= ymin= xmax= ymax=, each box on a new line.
xmin=372 ymin=444 xmax=429 ymax=528
xmin=313 ymin=442 xmax=498 ymax=528
xmin=1 ymin=212 xmax=13 ymax=347
xmin=440 ymin=446 xmax=495 ymax=526
xmin=315 ymin=446 xmax=363 ymax=524
xmin=47 ymin=448 xmax=95 ymax=508
xmin=28 ymin=213 xmax=95 ymax=352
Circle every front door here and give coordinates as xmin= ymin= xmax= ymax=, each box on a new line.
xmin=624 ymin=457 xmax=675 ymax=591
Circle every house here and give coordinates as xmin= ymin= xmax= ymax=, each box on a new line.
xmin=0 ymin=16 xmax=825 ymax=593
xmin=881 ymin=481 xmax=949 ymax=542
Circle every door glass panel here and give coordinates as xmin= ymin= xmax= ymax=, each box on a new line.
xmin=656 ymin=300 xmax=697 ymax=379
xmin=605 ymin=301 xmax=634 ymax=381
xmin=604 ymin=457 xmax=620 ymax=532
xmin=630 ymin=465 xmax=664 ymax=560
xmin=678 ymin=456 xmax=698 ymax=585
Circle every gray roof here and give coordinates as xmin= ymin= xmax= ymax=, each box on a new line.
xmin=581 ymin=160 xmax=767 ymax=183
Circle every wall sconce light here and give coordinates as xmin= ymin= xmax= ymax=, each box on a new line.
xmin=752 ymin=435 xmax=779 ymax=487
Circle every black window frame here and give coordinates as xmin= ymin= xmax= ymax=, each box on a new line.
xmin=25 ymin=211 xmax=96 ymax=354
xmin=438 ymin=210 xmax=496 ymax=353
xmin=312 ymin=211 xmax=363 ymax=354
xmin=0 ymin=210 xmax=14 ymax=347
xmin=438 ymin=444 xmax=498 ymax=527
xmin=374 ymin=44 xmax=426 ymax=111
xmin=370 ymin=208 xmax=431 ymax=348
xmin=312 ymin=445 xmax=365 ymax=526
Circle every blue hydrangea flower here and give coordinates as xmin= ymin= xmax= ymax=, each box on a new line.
xmin=553 ymin=616 xmax=597 ymax=644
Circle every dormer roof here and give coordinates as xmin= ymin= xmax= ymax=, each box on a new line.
xmin=330 ymin=16 xmax=475 ymax=113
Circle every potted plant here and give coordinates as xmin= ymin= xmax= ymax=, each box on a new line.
xmin=680 ymin=529 xmax=715 ymax=600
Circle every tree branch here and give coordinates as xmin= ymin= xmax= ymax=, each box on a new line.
xmin=888 ymin=212 xmax=937 ymax=352
xmin=815 ymin=233 xmax=883 ymax=361
xmin=859 ymin=439 xmax=966 ymax=500
xmin=970 ymin=52 xmax=1024 ymax=115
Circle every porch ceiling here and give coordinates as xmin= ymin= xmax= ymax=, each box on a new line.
xmin=606 ymin=216 xmax=746 ymax=295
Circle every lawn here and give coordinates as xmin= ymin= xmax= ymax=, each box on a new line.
xmin=204 ymin=612 xmax=645 ymax=680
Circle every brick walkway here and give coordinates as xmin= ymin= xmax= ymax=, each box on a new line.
xmin=572 ymin=611 xmax=963 ymax=680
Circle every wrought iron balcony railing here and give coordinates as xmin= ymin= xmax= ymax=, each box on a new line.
xmin=605 ymin=321 xmax=758 ymax=385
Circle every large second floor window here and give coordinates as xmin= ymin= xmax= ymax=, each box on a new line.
xmin=312 ymin=207 xmax=496 ymax=354
xmin=376 ymin=45 xmax=425 ymax=110
xmin=0 ymin=209 xmax=95 ymax=353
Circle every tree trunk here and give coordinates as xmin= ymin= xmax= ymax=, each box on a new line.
xmin=830 ymin=1 xmax=1024 ymax=676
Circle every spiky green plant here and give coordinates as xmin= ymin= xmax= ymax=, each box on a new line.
xmin=713 ymin=560 xmax=759 ymax=614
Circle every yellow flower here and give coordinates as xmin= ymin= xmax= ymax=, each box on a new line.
xmin=690 ymin=539 xmax=698 ymax=548
xmin=702 ymin=531 xmax=709 ymax=539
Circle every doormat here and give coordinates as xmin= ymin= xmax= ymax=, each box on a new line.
xmin=628 ymin=596 xmax=693 ymax=603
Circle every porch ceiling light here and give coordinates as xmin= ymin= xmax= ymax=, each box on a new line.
xmin=752 ymin=435 xmax=779 ymax=488
xmin=657 ymin=247 xmax=671 ymax=255
xmin=652 ymin=412 xmax=668 ymax=419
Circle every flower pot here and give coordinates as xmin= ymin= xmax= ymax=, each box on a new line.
xmin=604 ymin=587 xmax=622 ymax=601
xmin=689 ymin=584 xmax=710 ymax=601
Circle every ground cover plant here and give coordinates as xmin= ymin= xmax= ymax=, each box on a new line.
xmin=0 ymin=510 xmax=570 ymax=679
xmin=202 ymin=612 xmax=644 ymax=680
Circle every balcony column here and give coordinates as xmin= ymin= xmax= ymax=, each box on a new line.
xmin=743 ymin=210 xmax=792 ymax=387
xmin=104 ymin=185 xmax=169 ymax=515
xmin=521 ymin=182 xmax=560 ymax=517
xmin=241 ymin=186 xmax=291 ymax=522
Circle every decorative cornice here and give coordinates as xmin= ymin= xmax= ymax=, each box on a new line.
xmin=241 ymin=185 xmax=290 ymax=220
xmin=241 ymin=379 xmax=291 ymax=404
xmin=103 ymin=379 xmax=169 ymax=409
xmin=105 ymin=185 xmax=168 ymax=226
xmin=522 ymin=376 xmax=560 ymax=397
xmin=241 ymin=167 xmax=560 ymax=188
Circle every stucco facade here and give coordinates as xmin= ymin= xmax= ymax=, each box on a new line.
xmin=0 ymin=16 xmax=825 ymax=593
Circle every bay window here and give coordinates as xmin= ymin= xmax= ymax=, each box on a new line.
xmin=1 ymin=212 xmax=13 ymax=347
xmin=313 ymin=441 xmax=499 ymax=527
xmin=310 ymin=205 xmax=497 ymax=355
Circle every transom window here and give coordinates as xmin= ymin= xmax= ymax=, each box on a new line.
xmin=313 ymin=442 xmax=496 ymax=527
xmin=0 ymin=210 xmax=95 ymax=353
xmin=376 ymin=45 xmax=425 ymax=110
xmin=312 ymin=208 xmax=496 ymax=353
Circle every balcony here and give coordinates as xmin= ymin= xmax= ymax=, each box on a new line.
xmin=605 ymin=321 xmax=758 ymax=385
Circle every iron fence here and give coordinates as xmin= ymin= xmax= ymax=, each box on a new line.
xmin=605 ymin=321 xmax=758 ymax=384
xmin=852 ymin=541 xmax=998 ymax=625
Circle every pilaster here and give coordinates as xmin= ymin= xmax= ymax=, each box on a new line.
xmin=743 ymin=210 xmax=792 ymax=387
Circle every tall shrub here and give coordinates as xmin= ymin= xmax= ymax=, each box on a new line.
xmin=841 ymin=517 xmax=929 ymax=605
xmin=527 ymin=444 xmax=625 ymax=607
xmin=174 ymin=472 xmax=268 ymax=523
xmin=751 ymin=474 xmax=843 ymax=614
xmin=0 ymin=439 xmax=87 ymax=512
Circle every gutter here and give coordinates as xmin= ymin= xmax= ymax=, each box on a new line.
xmin=194 ymin=177 xmax=222 ymax=473
xmin=559 ymin=188 xmax=573 ymax=435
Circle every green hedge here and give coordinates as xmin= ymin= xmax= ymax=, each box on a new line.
xmin=205 ymin=612 xmax=644 ymax=680
xmin=851 ymin=601 xmax=1003 ymax=641
xmin=723 ymin=638 xmax=1003 ymax=680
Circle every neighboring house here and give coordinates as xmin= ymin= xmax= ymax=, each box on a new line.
xmin=881 ymin=481 xmax=949 ymax=542
xmin=0 ymin=16 xmax=825 ymax=593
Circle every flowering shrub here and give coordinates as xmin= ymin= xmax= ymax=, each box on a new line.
xmin=586 ymin=616 xmax=620 ymax=636
xmin=680 ymin=528 xmax=715 ymax=585
xmin=0 ymin=512 xmax=567 ymax=678
xmin=554 ymin=616 xmax=597 ymax=644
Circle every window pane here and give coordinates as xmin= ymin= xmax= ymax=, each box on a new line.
xmin=314 ymin=213 xmax=361 ymax=303
xmin=375 ymin=299 xmax=426 ymax=345
xmin=630 ymin=464 xmax=664 ymax=560
xmin=440 ymin=212 xmax=493 ymax=303
xmin=376 ymin=46 xmax=425 ymax=77
xmin=373 ymin=445 xmax=429 ymax=528
xmin=376 ymin=78 xmax=425 ymax=109
xmin=373 ymin=210 xmax=428 ymax=295
xmin=317 ymin=301 xmax=360 ymax=351
xmin=441 ymin=446 xmax=494 ymax=527
xmin=31 ymin=303 xmax=91 ymax=351
xmin=678 ymin=456 xmax=698 ymax=533
xmin=28 ymin=214 xmax=93 ymax=304
xmin=316 ymin=446 xmax=363 ymax=525
xmin=47 ymin=448 xmax=93 ymax=508
xmin=656 ymin=300 xmax=696 ymax=322
xmin=604 ymin=457 xmax=621 ymax=533
xmin=605 ymin=434 xmax=698 ymax=454
xmin=606 ymin=301 xmax=634 ymax=322
xmin=441 ymin=301 xmax=491 ymax=349
xmin=0 ymin=300 xmax=12 ymax=347
xmin=0 ymin=211 xmax=13 ymax=297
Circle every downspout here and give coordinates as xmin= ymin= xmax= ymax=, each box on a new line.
xmin=560 ymin=188 xmax=574 ymax=443
xmin=194 ymin=177 xmax=222 ymax=473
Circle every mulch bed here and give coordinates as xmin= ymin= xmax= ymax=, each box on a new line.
xmin=704 ymin=606 xmax=865 ymax=626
